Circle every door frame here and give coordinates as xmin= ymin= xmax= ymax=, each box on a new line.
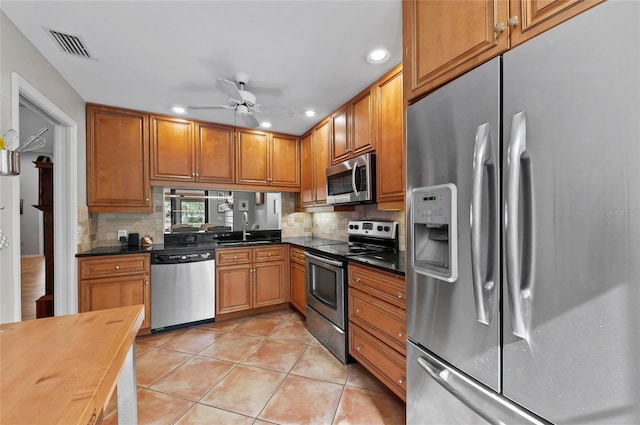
xmin=9 ymin=72 xmax=78 ymax=320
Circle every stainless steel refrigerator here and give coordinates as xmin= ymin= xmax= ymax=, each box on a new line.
xmin=406 ymin=1 xmax=640 ymax=423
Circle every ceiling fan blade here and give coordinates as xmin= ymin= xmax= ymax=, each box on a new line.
xmin=242 ymin=113 xmax=260 ymax=128
xmin=255 ymin=104 xmax=296 ymax=116
xmin=216 ymin=78 xmax=243 ymax=100
xmin=188 ymin=105 xmax=234 ymax=110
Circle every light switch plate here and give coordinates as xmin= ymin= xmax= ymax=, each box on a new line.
xmin=117 ymin=230 xmax=127 ymax=240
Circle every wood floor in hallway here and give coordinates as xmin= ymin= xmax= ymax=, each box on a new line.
xmin=20 ymin=256 xmax=45 ymax=321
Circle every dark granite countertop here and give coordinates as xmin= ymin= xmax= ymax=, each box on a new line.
xmin=77 ymin=236 xmax=405 ymax=275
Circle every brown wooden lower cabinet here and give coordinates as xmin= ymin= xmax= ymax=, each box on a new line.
xmin=216 ymin=245 xmax=289 ymax=317
xmin=289 ymin=247 xmax=306 ymax=316
xmin=348 ymin=262 xmax=406 ymax=401
xmin=77 ymin=254 xmax=151 ymax=332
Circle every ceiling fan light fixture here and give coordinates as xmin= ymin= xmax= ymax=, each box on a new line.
xmin=171 ymin=105 xmax=187 ymax=114
xmin=260 ymin=121 xmax=273 ymax=129
xmin=304 ymin=110 xmax=318 ymax=118
xmin=366 ymin=48 xmax=390 ymax=64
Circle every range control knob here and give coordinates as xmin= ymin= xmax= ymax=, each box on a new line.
xmin=384 ymin=226 xmax=390 ymax=232
xmin=349 ymin=224 xmax=353 ymax=229
xmin=354 ymin=225 xmax=359 ymax=230
xmin=377 ymin=225 xmax=383 ymax=231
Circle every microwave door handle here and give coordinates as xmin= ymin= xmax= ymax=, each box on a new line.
xmin=351 ymin=164 xmax=359 ymax=195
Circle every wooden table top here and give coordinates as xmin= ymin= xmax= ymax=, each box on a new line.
xmin=0 ymin=305 xmax=144 ymax=425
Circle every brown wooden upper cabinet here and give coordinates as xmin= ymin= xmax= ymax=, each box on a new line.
xmin=375 ymin=64 xmax=405 ymax=209
xmin=196 ymin=122 xmax=235 ymax=185
xmin=403 ymin=0 xmax=604 ymax=104
xmin=86 ymin=104 xmax=152 ymax=213
xmin=299 ymin=118 xmax=330 ymax=207
xmin=330 ymin=87 xmax=375 ymax=164
xmin=236 ymin=129 xmax=300 ymax=188
xmin=150 ymin=115 xmax=195 ymax=182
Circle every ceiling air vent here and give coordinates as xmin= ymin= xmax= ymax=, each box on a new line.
xmin=46 ymin=28 xmax=95 ymax=60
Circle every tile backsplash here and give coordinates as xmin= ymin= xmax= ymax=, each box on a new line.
xmin=77 ymin=189 xmax=405 ymax=252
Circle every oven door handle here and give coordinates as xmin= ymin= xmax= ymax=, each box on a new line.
xmin=304 ymin=251 xmax=344 ymax=268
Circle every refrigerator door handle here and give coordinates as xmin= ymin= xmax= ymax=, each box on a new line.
xmin=470 ymin=123 xmax=497 ymax=325
xmin=416 ymin=353 xmax=547 ymax=425
xmin=505 ymin=111 xmax=536 ymax=340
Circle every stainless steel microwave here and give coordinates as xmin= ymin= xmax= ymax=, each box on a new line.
xmin=326 ymin=153 xmax=375 ymax=205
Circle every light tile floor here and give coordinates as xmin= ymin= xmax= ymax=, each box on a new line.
xmin=104 ymin=308 xmax=406 ymax=425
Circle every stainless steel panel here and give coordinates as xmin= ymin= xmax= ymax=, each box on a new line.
xmin=407 ymin=342 xmax=547 ymax=425
xmin=306 ymin=306 xmax=348 ymax=364
xmin=502 ymin=1 xmax=640 ymax=422
xmin=151 ymin=260 xmax=215 ymax=329
xmin=305 ymin=253 xmax=346 ymax=329
xmin=406 ymin=57 xmax=501 ymax=391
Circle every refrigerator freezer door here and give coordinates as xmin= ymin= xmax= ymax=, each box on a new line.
xmin=502 ymin=1 xmax=640 ymax=423
xmin=406 ymin=57 xmax=501 ymax=392
xmin=407 ymin=342 xmax=547 ymax=425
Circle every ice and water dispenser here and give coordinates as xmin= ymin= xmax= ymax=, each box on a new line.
xmin=411 ymin=184 xmax=458 ymax=282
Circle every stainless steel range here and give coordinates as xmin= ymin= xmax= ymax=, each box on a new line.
xmin=305 ymin=220 xmax=398 ymax=363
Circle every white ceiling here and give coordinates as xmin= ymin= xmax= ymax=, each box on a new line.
xmin=1 ymin=1 xmax=402 ymax=136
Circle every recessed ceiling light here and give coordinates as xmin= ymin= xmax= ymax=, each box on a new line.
xmin=366 ymin=48 xmax=390 ymax=64
xmin=260 ymin=121 xmax=273 ymax=129
xmin=171 ymin=105 xmax=187 ymax=114
xmin=304 ymin=110 xmax=318 ymax=118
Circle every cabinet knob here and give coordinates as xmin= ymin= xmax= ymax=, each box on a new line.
xmin=398 ymin=330 xmax=404 ymax=337
xmin=268 ymin=252 xmax=272 ymax=257
xmin=356 ymin=307 xmax=362 ymax=314
xmin=233 ymin=255 xmax=237 ymax=259
xmin=356 ymin=345 xmax=362 ymax=351
xmin=355 ymin=276 xmax=361 ymax=282
xmin=507 ymin=16 xmax=519 ymax=28
xmin=114 ymin=265 xmax=120 ymax=270
xmin=397 ymin=292 xmax=403 ymax=299
xmin=398 ymin=377 xmax=405 ymax=384
xmin=494 ymin=22 xmax=506 ymax=33
xmin=267 ymin=177 xmax=273 ymax=182
xmin=145 ymin=281 xmax=149 ymax=285
xmin=145 ymin=197 xmax=150 ymax=202
xmin=195 ymin=173 xmax=199 ymax=177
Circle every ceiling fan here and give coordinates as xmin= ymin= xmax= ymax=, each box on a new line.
xmin=188 ymin=73 xmax=294 ymax=128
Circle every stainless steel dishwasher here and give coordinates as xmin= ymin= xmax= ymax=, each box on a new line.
xmin=150 ymin=249 xmax=215 ymax=331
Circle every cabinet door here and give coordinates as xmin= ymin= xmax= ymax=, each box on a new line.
xmin=509 ymin=0 xmax=604 ymax=47
xmin=351 ymin=87 xmax=375 ymax=156
xmin=313 ymin=118 xmax=330 ymax=205
xmin=80 ymin=275 xmax=151 ymax=329
xmin=330 ymin=104 xmax=350 ymax=164
xmin=375 ymin=65 xmax=405 ymax=208
xmin=236 ymin=129 xmax=269 ymax=185
xmin=196 ymin=123 xmax=235 ymax=184
xmin=86 ymin=105 xmax=152 ymax=212
xmin=270 ymin=134 xmax=300 ymax=187
xmin=290 ymin=260 xmax=306 ymax=316
xmin=216 ymin=265 xmax=252 ymax=315
xmin=403 ymin=0 xmax=509 ymax=102
xmin=253 ymin=262 xmax=286 ymax=308
xmin=150 ymin=115 xmax=195 ymax=181
xmin=300 ymin=132 xmax=315 ymax=206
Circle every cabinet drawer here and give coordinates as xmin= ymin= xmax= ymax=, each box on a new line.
xmin=349 ymin=324 xmax=406 ymax=401
xmin=78 ymin=254 xmax=149 ymax=279
xmin=216 ymin=248 xmax=252 ymax=266
xmin=349 ymin=288 xmax=406 ymax=354
xmin=253 ymin=245 xmax=285 ymax=262
xmin=290 ymin=247 xmax=306 ymax=265
xmin=348 ymin=263 xmax=406 ymax=308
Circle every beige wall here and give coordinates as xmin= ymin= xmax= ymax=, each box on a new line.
xmin=0 ymin=10 xmax=86 ymax=322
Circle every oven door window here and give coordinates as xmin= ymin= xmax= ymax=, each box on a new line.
xmin=327 ymin=166 xmax=367 ymax=197
xmin=309 ymin=264 xmax=339 ymax=308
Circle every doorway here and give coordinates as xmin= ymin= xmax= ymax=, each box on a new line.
xmin=3 ymin=72 xmax=78 ymax=322
xmin=18 ymin=103 xmax=56 ymax=320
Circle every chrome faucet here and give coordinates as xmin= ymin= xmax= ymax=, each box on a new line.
xmin=242 ymin=211 xmax=249 ymax=241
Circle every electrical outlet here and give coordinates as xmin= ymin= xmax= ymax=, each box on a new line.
xmin=117 ymin=230 xmax=128 ymax=240
xmin=287 ymin=216 xmax=295 ymax=226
